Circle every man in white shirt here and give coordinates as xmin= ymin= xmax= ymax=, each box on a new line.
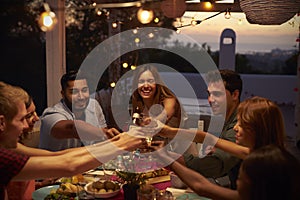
xmin=39 ymin=70 xmax=119 ymax=151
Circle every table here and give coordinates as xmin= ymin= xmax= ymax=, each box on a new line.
xmin=111 ymin=181 xmax=172 ymax=200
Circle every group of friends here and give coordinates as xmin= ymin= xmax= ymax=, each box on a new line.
xmin=1 ymin=65 xmax=300 ymax=200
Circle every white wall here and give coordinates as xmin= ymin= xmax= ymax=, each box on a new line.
xmin=240 ymin=74 xmax=297 ymax=105
xmin=160 ymin=72 xmax=297 ymax=105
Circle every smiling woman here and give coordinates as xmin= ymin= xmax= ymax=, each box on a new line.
xmin=131 ymin=64 xmax=185 ymax=129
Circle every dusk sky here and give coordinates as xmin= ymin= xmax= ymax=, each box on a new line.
xmin=174 ymin=12 xmax=299 ymax=53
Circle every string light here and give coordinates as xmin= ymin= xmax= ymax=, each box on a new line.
xmin=154 ymin=17 xmax=160 ymax=23
xmin=96 ymin=9 xmax=102 ymax=16
xmin=131 ymin=65 xmax=137 ymax=70
xmin=38 ymin=3 xmax=57 ymax=32
xmin=110 ymin=82 xmax=116 ymax=88
xmin=148 ymin=32 xmax=154 ymax=38
xmin=134 ymin=37 xmax=140 ymax=43
xmin=122 ymin=62 xmax=128 ymax=68
xmin=132 ymin=29 xmax=138 ymax=34
xmin=137 ymin=7 xmax=154 ymax=24
xmin=224 ymin=9 xmax=231 ymax=19
xmin=112 ymin=22 xmax=118 ymax=28
xmin=176 ymin=8 xmax=230 ymax=29
xmin=203 ymin=1 xmax=213 ymax=10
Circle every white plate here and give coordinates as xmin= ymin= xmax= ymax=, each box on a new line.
xmin=84 ymin=182 xmax=120 ymax=198
xmin=56 ymin=176 xmax=97 ymax=184
xmin=32 ymin=185 xmax=59 ymax=200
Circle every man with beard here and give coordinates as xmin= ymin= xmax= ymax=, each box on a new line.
xmin=39 ymin=70 xmax=120 ymax=151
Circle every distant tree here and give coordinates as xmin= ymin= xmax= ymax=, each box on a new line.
xmin=283 ymin=52 xmax=298 ymax=75
xmin=235 ymin=54 xmax=252 ymax=73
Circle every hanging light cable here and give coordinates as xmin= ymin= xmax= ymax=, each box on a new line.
xmin=176 ymin=8 xmax=231 ymax=29
xmin=38 ymin=3 xmax=57 ymax=32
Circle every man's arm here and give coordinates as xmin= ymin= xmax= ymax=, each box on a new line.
xmin=50 ymin=119 xmax=108 ymax=140
xmin=14 ymin=143 xmax=73 ymax=156
xmin=12 ymin=132 xmax=144 ymax=181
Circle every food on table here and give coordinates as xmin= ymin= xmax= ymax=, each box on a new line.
xmin=139 ymin=184 xmax=156 ymax=194
xmin=43 ymin=183 xmax=83 ymax=200
xmin=86 ymin=180 xmax=120 ymax=193
xmin=57 ymin=174 xmax=94 ymax=185
xmin=144 ymin=168 xmax=170 ymax=179
xmin=56 ymin=183 xmax=83 ymax=195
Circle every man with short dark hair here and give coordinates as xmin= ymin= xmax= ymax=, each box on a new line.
xmin=39 ymin=70 xmax=119 ymax=151
xmin=183 ymin=69 xmax=242 ymax=188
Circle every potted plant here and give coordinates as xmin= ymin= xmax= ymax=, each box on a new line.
xmin=116 ymin=171 xmax=147 ymax=200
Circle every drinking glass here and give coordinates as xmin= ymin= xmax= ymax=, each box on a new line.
xmin=102 ymin=160 xmax=117 ymax=180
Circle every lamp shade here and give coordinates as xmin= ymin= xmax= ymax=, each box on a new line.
xmin=161 ymin=0 xmax=186 ymax=18
xmin=239 ymin=0 xmax=300 ymax=25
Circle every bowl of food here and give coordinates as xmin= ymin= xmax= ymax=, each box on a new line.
xmin=42 ymin=183 xmax=84 ymax=200
xmin=84 ymin=180 xmax=121 ymax=198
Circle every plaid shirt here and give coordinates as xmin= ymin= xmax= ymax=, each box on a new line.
xmin=0 ymin=148 xmax=29 ymax=199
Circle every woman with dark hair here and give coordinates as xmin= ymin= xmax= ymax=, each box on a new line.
xmin=238 ymin=145 xmax=300 ymax=200
xmin=234 ymin=96 xmax=285 ymax=150
xmin=150 ymin=96 xmax=299 ymax=199
xmin=131 ymin=64 xmax=186 ymax=129
xmin=155 ymin=96 xmax=286 ymax=159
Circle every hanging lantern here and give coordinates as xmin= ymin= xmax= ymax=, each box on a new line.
xmin=239 ymin=0 xmax=300 ymax=25
xmin=161 ymin=0 xmax=186 ymax=18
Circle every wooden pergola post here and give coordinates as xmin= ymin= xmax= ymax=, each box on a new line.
xmin=45 ymin=0 xmax=66 ymax=107
xmin=296 ymin=25 xmax=300 ymax=147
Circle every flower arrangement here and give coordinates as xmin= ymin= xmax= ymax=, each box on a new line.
xmin=115 ymin=171 xmax=147 ymax=186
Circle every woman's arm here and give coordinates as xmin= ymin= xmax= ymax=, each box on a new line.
xmin=161 ymin=98 xmax=177 ymax=122
xmin=158 ymin=124 xmax=249 ymax=159
xmin=151 ymin=142 xmax=240 ymax=200
xmin=170 ymin=161 xmax=240 ymax=200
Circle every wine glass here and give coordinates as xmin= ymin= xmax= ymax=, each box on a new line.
xmin=140 ymin=113 xmax=155 ymax=147
xmin=102 ymin=160 xmax=117 ymax=180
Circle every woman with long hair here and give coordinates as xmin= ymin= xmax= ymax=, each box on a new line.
xmin=155 ymin=96 xmax=286 ymax=159
xmin=150 ymin=96 xmax=299 ymax=199
xmin=131 ymin=64 xmax=186 ymax=128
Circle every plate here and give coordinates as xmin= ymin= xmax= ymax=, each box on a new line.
xmin=56 ymin=176 xmax=96 ymax=185
xmin=84 ymin=182 xmax=120 ymax=198
xmin=176 ymin=193 xmax=211 ymax=200
xmin=32 ymin=185 xmax=59 ymax=200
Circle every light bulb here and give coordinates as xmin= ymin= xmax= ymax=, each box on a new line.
xmin=110 ymin=82 xmax=116 ymax=88
xmin=122 ymin=62 xmax=128 ymax=68
xmin=112 ymin=22 xmax=118 ymax=28
xmin=191 ymin=19 xmax=197 ymax=26
xmin=137 ymin=8 xmax=154 ymax=24
xmin=38 ymin=3 xmax=57 ymax=32
xmin=131 ymin=65 xmax=136 ymax=70
xmin=204 ymin=2 xmax=212 ymax=10
xmin=225 ymin=12 xmax=231 ymax=19
xmin=134 ymin=38 xmax=140 ymax=43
